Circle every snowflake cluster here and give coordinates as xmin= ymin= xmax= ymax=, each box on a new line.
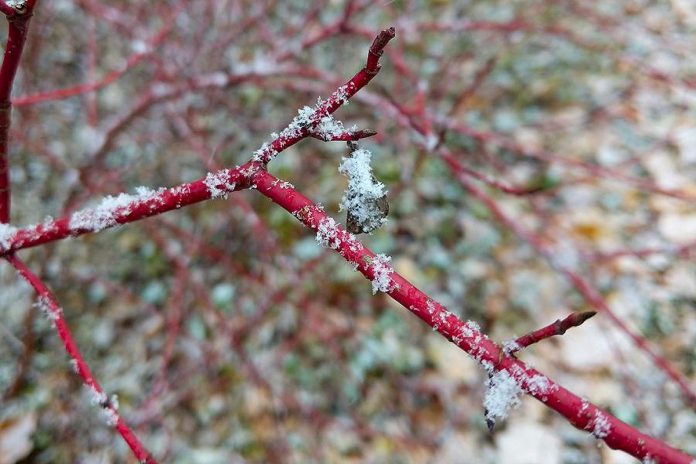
xmin=252 ymin=83 xmax=355 ymax=163
xmin=591 ymin=411 xmax=612 ymax=439
xmin=87 ymin=385 xmax=108 ymax=407
xmin=502 ymin=340 xmax=521 ymax=354
xmin=0 ymin=222 xmax=17 ymax=251
xmin=370 ymin=253 xmax=395 ymax=294
xmin=102 ymin=395 xmax=120 ymax=427
xmin=69 ymin=187 xmax=164 ymax=232
xmin=34 ymin=294 xmax=60 ymax=324
xmin=316 ymin=217 xmax=341 ymax=250
xmin=315 ymin=216 xmax=363 ymax=254
xmin=204 ymin=169 xmax=237 ymax=199
xmin=339 ymin=148 xmax=387 ymax=234
xmin=484 ymin=369 xmax=523 ymax=425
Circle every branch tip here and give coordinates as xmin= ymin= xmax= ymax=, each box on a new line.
xmin=366 ymin=27 xmax=396 ymax=73
xmin=509 ymin=310 xmax=599 ymax=354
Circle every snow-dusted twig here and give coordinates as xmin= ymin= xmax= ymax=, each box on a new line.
xmin=505 ymin=311 xmax=597 ymax=355
xmin=6 ymin=254 xmax=157 ymax=464
xmin=253 ymin=168 xmax=694 ymax=464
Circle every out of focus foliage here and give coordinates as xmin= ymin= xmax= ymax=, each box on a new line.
xmin=0 ymin=1 xmax=695 ymax=462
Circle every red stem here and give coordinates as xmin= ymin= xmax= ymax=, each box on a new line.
xmin=252 ymin=169 xmax=694 ymax=463
xmin=0 ymin=6 xmax=32 ymax=222
xmin=509 ymin=311 xmax=597 ymax=354
xmin=5 ymin=254 xmax=157 ymax=464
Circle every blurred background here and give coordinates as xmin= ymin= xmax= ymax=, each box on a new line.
xmin=0 ymin=1 xmax=695 ymax=462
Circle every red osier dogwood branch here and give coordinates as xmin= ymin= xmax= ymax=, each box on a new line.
xmin=0 ymin=3 xmax=693 ymax=463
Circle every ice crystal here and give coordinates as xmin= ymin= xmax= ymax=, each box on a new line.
xmin=590 ymin=411 xmax=611 ymax=438
xmin=87 ymin=385 xmax=108 ymax=407
xmin=524 ymin=373 xmax=552 ymax=395
xmin=339 ymin=147 xmax=388 ymax=234
xmin=34 ymin=295 xmax=60 ymax=322
xmin=312 ymin=114 xmax=346 ymax=140
xmin=316 ymin=217 xmax=341 ymax=249
xmin=103 ymin=408 xmax=118 ymax=427
xmin=370 ymin=254 xmax=395 ymax=294
xmin=69 ymin=187 xmax=164 ymax=232
xmin=502 ymin=340 xmax=521 ymax=354
xmin=0 ymin=222 xmax=17 ymax=251
xmin=484 ymin=369 xmax=522 ymax=425
xmin=204 ymin=169 xmax=236 ymax=199
xmin=102 ymin=395 xmax=120 ymax=427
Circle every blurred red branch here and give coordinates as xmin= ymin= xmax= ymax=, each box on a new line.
xmin=253 ymin=168 xmax=694 ymax=463
xmin=6 ymin=254 xmax=157 ymax=464
xmin=507 ymin=311 xmax=597 ymax=355
xmin=0 ymin=0 xmax=33 ymax=222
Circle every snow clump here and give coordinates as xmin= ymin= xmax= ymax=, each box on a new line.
xmin=339 ymin=147 xmax=388 ymax=234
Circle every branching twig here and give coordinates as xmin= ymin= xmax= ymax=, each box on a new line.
xmin=505 ymin=311 xmax=597 ymax=355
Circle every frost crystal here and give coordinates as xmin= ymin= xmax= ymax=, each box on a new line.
xmin=484 ymin=370 xmax=522 ymax=425
xmin=34 ymin=295 xmax=60 ymax=322
xmin=316 ymin=217 xmax=341 ymax=249
xmin=87 ymin=385 xmax=108 ymax=407
xmin=69 ymin=187 xmax=164 ymax=232
xmin=370 ymin=254 xmax=395 ymax=294
xmin=102 ymin=394 xmax=120 ymax=427
xmin=312 ymin=114 xmax=346 ymax=140
xmin=524 ymin=373 xmax=551 ymax=395
xmin=502 ymin=340 xmax=521 ymax=354
xmin=204 ymin=169 xmax=236 ymax=199
xmin=590 ymin=411 xmax=611 ymax=438
xmin=0 ymin=222 xmax=17 ymax=251
xmin=339 ymin=148 xmax=388 ymax=234
xmin=103 ymin=407 xmax=119 ymax=427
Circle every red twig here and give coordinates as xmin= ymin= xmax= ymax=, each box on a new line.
xmin=0 ymin=0 xmax=33 ymax=222
xmin=252 ymin=168 xmax=694 ymax=464
xmin=506 ymin=311 xmax=597 ymax=355
xmin=5 ymin=254 xmax=157 ymax=464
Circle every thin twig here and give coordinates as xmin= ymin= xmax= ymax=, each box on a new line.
xmin=506 ymin=311 xmax=597 ymax=355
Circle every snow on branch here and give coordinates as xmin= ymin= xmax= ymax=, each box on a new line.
xmin=69 ymin=187 xmax=166 ymax=232
xmin=339 ymin=142 xmax=389 ymax=234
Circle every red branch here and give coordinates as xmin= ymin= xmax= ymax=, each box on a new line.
xmin=506 ymin=311 xmax=597 ymax=355
xmin=0 ymin=2 xmax=33 ymax=222
xmin=6 ymin=254 xmax=157 ymax=464
xmin=252 ymin=169 xmax=694 ymax=464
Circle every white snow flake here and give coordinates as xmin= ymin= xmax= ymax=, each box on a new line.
xmin=204 ymin=169 xmax=237 ymax=199
xmin=370 ymin=254 xmax=395 ymax=294
xmin=316 ymin=217 xmax=341 ymax=249
xmin=34 ymin=295 xmax=60 ymax=323
xmin=312 ymin=114 xmax=347 ymax=140
xmin=484 ymin=369 xmax=523 ymax=425
xmin=0 ymin=222 xmax=17 ymax=250
xmin=69 ymin=187 xmax=164 ymax=232
xmin=339 ymin=148 xmax=387 ymax=234
xmin=591 ymin=411 xmax=611 ymax=438
xmin=87 ymin=385 xmax=108 ymax=407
